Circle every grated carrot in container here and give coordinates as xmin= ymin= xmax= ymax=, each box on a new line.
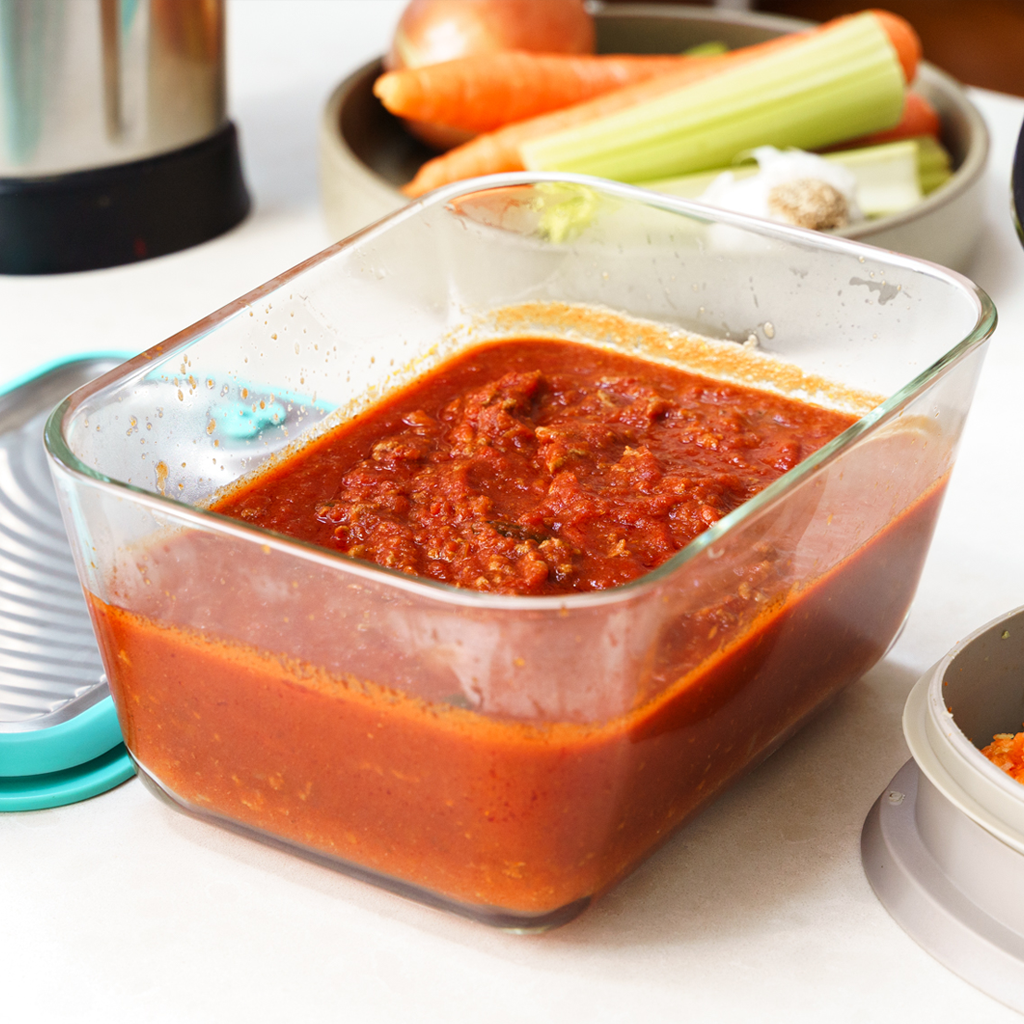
xmin=981 ymin=727 xmax=1024 ymax=783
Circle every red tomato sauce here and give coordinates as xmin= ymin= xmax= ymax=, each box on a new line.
xmin=214 ymin=340 xmax=856 ymax=595
xmin=86 ymin=339 xmax=945 ymax=924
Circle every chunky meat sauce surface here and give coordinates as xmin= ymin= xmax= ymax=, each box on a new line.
xmin=217 ymin=340 xmax=855 ymax=594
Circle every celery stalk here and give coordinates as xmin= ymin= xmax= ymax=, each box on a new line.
xmin=828 ymin=139 xmax=921 ymax=216
xmin=915 ymin=134 xmax=953 ymax=194
xmin=683 ymin=41 xmax=729 ymax=57
xmin=645 ymin=165 xmax=746 ymax=200
xmin=520 ymin=13 xmax=905 ymax=183
xmin=647 ymin=138 xmax=938 ymax=219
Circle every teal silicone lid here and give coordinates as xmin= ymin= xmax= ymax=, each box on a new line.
xmin=0 ymin=694 xmax=126 ymax=777
xmin=0 ymin=740 xmax=135 ymax=812
xmin=0 ymin=355 xmax=136 ymax=810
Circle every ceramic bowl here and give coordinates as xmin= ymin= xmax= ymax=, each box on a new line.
xmin=319 ymin=3 xmax=989 ymax=271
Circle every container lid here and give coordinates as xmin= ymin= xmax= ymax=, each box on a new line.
xmin=0 ymin=355 xmax=135 ymax=810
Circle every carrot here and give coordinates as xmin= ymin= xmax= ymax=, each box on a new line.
xmin=403 ymin=9 xmax=921 ymax=197
xmin=830 ymin=91 xmax=940 ymax=149
xmin=402 ymin=41 xmax=792 ymax=195
xmin=867 ymin=8 xmax=921 ymax=84
xmin=374 ymin=52 xmax=715 ymax=134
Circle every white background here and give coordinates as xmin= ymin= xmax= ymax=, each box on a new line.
xmin=3 ymin=3 xmax=1024 ymax=1021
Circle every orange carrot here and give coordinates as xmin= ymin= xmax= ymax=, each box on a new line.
xmin=830 ymin=90 xmax=940 ymax=149
xmin=867 ymin=8 xmax=921 ymax=84
xmin=374 ymin=52 xmax=714 ymax=134
xmin=402 ymin=44 xmax=788 ymax=195
xmin=403 ymin=9 xmax=921 ymax=197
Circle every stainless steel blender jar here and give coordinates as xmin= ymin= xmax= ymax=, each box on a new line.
xmin=0 ymin=0 xmax=249 ymax=273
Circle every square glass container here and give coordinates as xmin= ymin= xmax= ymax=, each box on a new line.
xmin=45 ymin=175 xmax=995 ymax=930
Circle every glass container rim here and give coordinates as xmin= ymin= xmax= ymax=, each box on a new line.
xmin=44 ymin=172 xmax=997 ymax=612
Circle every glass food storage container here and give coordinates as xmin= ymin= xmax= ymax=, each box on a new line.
xmin=45 ymin=175 xmax=995 ymax=930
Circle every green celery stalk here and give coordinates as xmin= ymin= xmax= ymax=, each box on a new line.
xmin=682 ymin=41 xmax=729 ymax=57
xmin=644 ymin=165 xmax=745 ymax=199
xmin=828 ymin=139 xmax=921 ymax=215
xmin=646 ymin=139 xmax=931 ymax=219
xmin=915 ymin=134 xmax=953 ymax=194
xmin=520 ymin=13 xmax=905 ymax=183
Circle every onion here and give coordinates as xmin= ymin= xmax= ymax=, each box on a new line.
xmin=385 ymin=0 xmax=595 ymax=150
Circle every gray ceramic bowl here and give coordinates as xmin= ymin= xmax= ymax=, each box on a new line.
xmin=319 ymin=3 xmax=989 ymax=271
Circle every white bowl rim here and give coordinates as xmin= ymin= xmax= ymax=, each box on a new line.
xmin=904 ymin=605 xmax=1024 ymax=853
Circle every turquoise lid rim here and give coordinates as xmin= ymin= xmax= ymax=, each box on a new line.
xmin=0 ymin=695 xmax=126 ymax=776
xmin=0 ymin=350 xmax=132 ymax=400
xmin=0 ymin=742 xmax=135 ymax=811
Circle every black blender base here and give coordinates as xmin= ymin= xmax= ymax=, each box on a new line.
xmin=0 ymin=121 xmax=250 ymax=275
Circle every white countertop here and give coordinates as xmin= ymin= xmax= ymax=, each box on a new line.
xmin=3 ymin=3 xmax=1024 ymax=1021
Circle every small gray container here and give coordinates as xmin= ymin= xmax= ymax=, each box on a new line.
xmin=863 ymin=607 xmax=1024 ymax=1012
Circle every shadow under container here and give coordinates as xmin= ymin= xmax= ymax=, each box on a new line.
xmin=45 ymin=176 xmax=995 ymax=930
